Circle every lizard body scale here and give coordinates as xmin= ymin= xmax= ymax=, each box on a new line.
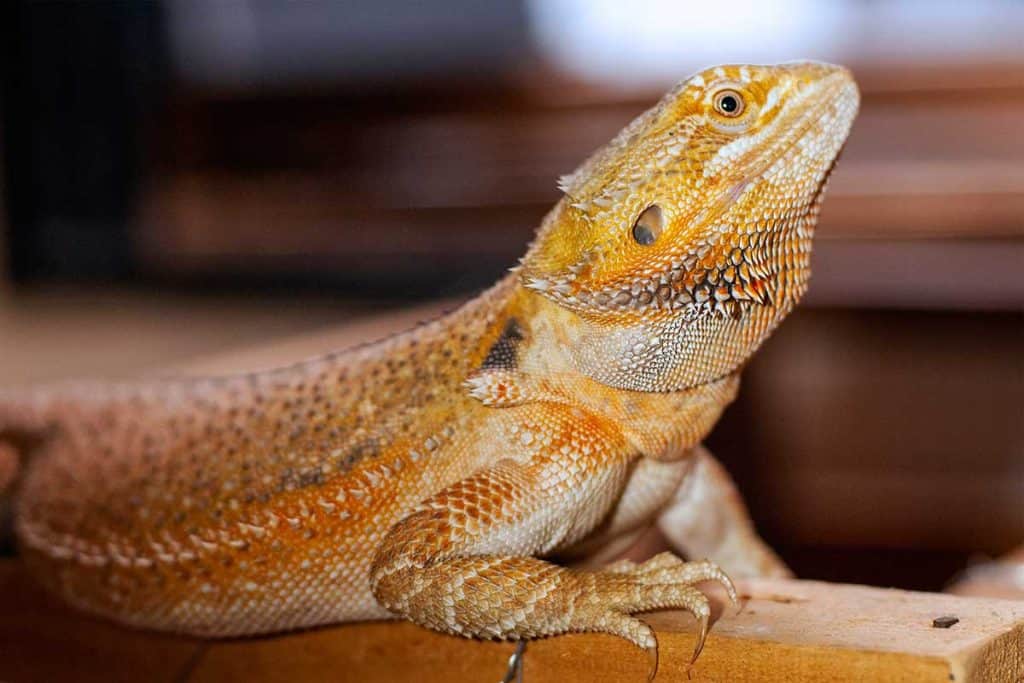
xmin=0 ymin=63 xmax=858 ymax=664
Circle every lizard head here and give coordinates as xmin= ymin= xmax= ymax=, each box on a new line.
xmin=519 ymin=62 xmax=859 ymax=391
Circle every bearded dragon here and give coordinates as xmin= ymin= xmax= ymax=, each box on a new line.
xmin=0 ymin=62 xmax=858 ymax=673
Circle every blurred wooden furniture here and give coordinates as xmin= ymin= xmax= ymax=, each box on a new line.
xmin=709 ymin=306 xmax=1024 ymax=588
xmin=2 ymin=559 xmax=1021 ymax=682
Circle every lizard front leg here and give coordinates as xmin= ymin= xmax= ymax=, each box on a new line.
xmin=658 ymin=446 xmax=790 ymax=579
xmin=562 ymin=448 xmax=787 ymax=580
xmin=369 ymin=409 xmax=736 ymax=667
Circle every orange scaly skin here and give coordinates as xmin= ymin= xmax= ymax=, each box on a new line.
xmin=0 ymin=63 xmax=858 ymax=666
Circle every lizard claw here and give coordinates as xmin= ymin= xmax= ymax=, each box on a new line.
xmin=713 ymin=563 xmax=740 ymax=609
xmin=691 ymin=610 xmax=709 ymax=664
xmin=646 ymin=642 xmax=659 ymax=681
xmin=499 ymin=641 xmax=525 ymax=683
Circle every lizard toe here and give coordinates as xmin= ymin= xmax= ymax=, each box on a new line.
xmin=573 ymin=568 xmax=715 ymax=671
xmin=615 ymin=554 xmax=738 ymax=611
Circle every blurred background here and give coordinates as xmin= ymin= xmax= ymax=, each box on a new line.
xmin=0 ymin=1 xmax=1021 ymax=593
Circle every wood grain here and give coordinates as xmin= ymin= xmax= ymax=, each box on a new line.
xmin=2 ymin=560 xmax=1020 ymax=682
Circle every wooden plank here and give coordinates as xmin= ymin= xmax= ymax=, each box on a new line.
xmin=0 ymin=560 xmax=204 ymax=683
xmin=3 ymin=559 xmax=1019 ymax=682
xmin=183 ymin=578 xmax=1024 ymax=683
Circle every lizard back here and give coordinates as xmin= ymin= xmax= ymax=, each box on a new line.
xmin=8 ymin=275 xmax=518 ymax=633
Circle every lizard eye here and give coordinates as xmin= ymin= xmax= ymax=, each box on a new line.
xmin=713 ymin=89 xmax=745 ymax=118
xmin=631 ymin=205 xmax=663 ymax=246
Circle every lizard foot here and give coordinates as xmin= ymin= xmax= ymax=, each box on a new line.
xmin=579 ymin=552 xmax=737 ymax=678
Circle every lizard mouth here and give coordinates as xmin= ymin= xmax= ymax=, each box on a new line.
xmin=749 ymin=71 xmax=858 ymax=182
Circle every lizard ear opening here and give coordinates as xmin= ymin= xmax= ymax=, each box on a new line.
xmin=631 ymin=205 xmax=663 ymax=246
